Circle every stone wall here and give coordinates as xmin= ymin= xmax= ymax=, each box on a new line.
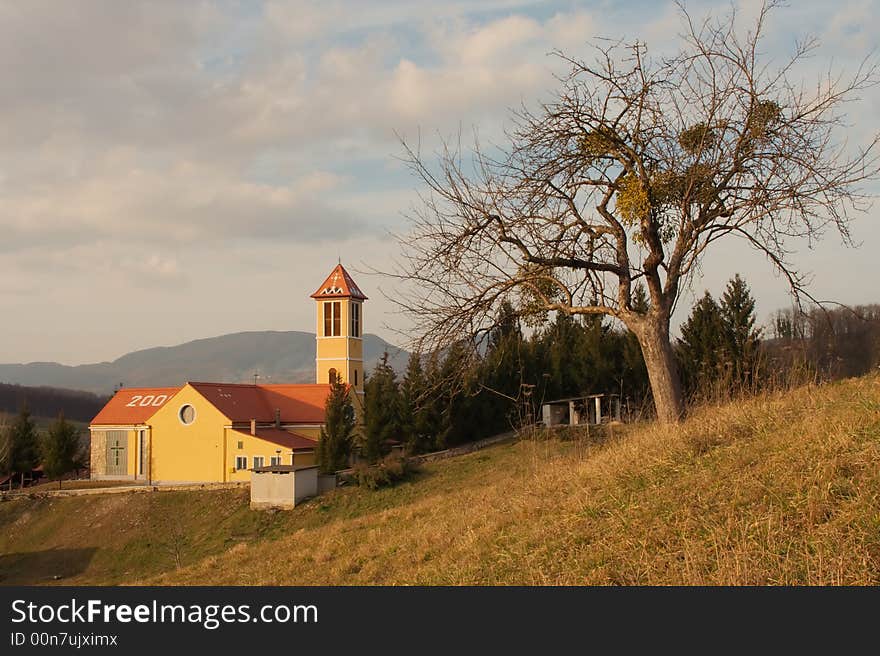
xmin=89 ymin=430 xmax=106 ymax=479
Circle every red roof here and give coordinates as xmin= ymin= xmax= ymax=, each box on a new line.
xmin=231 ymin=428 xmax=317 ymax=452
xmin=310 ymin=263 xmax=368 ymax=300
xmin=189 ymin=382 xmax=331 ymax=423
xmin=91 ymin=387 xmax=180 ymax=425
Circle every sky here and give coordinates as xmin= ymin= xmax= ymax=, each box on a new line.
xmin=1 ymin=0 xmax=878 ymax=365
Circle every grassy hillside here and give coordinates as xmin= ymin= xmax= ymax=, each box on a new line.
xmin=1 ymin=374 xmax=878 ymax=585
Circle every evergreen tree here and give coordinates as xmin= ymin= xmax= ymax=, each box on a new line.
xmin=719 ymin=274 xmax=762 ymax=389
xmin=419 ymin=352 xmax=447 ymax=449
xmin=677 ymin=291 xmax=727 ymax=397
xmin=480 ymin=302 xmax=526 ymax=432
xmin=8 ymin=406 xmax=39 ymax=488
xmin=0 ymin=413 xmax=11 ymax=476
xmin=41 ymin=411 xmax=84 ymax=489
xmin=400 ymin=353 xmax=436 ymax=454
xmin=362 ymin=352 xmax=402 ymax=462
xmin=317 ymin=374 xmax=356 ymax=474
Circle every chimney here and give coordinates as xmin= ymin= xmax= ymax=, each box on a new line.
xmin=250 ymin=419 xmax=256 ymax=436
xmin=274 ymin=408 xmax=281 ymax=428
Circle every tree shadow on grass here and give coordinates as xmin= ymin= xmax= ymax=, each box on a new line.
xmin=0 ymin=548 xmax=98 ymax=585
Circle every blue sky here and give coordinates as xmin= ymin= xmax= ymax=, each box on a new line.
xmin=0 ymin=0 xmax=877 ymax=364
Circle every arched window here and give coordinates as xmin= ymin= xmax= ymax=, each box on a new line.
xmin=328 ymin=368 xmax=337 ymax=384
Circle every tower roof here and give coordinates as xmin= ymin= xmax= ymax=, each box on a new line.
xmin=310 ymin=263 xmax=368 ymax=300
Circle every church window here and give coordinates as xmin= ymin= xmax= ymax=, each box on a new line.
xmin=253 ymin=456 xmax=265 ymax=469
xmin=178 ymin=404 xmax=196 ymax=425
xmin=323 ymin=301 xmax=341 ymax=336
xmin=235 ymin=456 xmax=247 ymax=470
xmin=351 ymin=302 xmax=360 ymax=337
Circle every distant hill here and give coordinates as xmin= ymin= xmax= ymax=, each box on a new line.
xmin=0 ymin=384 xmax=108 ymax=424
xmin=0 ymin=332 xmax=409 ymax=395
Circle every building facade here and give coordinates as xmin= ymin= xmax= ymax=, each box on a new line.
xmin=89 ymin=264 xmax=366 ymax=484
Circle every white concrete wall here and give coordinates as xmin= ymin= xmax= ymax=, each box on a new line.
xmin=250 ymin=472 xmax=295 ymax=508
xmin=294 ymin=468 xmax=318 ymax=504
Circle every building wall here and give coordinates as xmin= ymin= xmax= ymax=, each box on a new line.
xmin=293 ymin=451 xmax=316 ymax=467
xmin=250 ymin=471 xmax=296 ymax=508
xmin=224 ymin=429 xmax=317 ymax=483
xmin=89 ymin=427 xmax=138 ymax=480
xmin=148 ymin=384 xmax=230 ymax=483
xmin=294 ymin=468 xmax=318 ymax=504
xmin=315 ymin=298 xmax=364 ymax=394
xmin=89 ymin=430 xmax=106 ymax=477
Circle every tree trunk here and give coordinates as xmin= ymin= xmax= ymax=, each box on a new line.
xmin=634 ymin=316 xmax=685 ymax=423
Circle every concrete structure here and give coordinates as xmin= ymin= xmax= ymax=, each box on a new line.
xmin=250 ymin=465 xmax=319 ymax=509
xmin=542 ymin=394 xmax=622 ymax=427
xmin=89 ymin=264 xmax=367 ymax=484
xmin=317 ymin=473 xmax=337 ymax=495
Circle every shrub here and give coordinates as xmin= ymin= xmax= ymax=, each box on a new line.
xmin=351 ymin=455 xmax=419 ymax=490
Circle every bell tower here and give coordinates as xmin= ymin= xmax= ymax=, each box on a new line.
xmin=311 ymin=263 xmax=367 ymax=396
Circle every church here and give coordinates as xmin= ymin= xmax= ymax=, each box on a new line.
xmin=88 ymin=264 xmax=367 ymax=484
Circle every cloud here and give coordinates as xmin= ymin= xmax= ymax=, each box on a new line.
xmin=0 ymin=0 xmax=877 ymax=365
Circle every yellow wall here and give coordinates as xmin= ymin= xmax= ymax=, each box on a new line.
xmin=224 ymin=429 xmax=317 ymax=482
xmin=147 ymin=384 xmax=230 ymax=483
xmin=315 ymin=298 xmax=365 ymax=394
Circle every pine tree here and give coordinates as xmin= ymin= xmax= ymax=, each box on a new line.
xmin=362 ymin=352 xmax=402 ymax=462
xmin=677 ymin=291 xmax=727 ymax=398
xmin=480 ymin=302 xmax=525 ymax=432
xmin=41 ymin=411 xmax=84 ymax=489
xmin=8 ymin=406 xmax=39 ymax=488
xmin=0 ymin=413 xmax=11 ymax=476
xmin=719 ymin=274 xmax=762 ymax=390
xmin=317 ymin=374 xmax=356 ymax=474
xmin=400 ymin=353 xmax=435 ymax=454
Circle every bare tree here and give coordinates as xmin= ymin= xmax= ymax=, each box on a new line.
xmin=391 ymin=1 xmax=879 ymax=423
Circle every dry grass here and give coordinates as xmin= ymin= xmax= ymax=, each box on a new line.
xmin=2 ymin=374 xmax=878 ymax=585
xmin=152 ymin=374 xmax=880 ymax=585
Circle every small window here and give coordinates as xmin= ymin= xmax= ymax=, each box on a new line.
xmin=354 ymin=369 xmax=358 ymax=386
xmin=237 ymin=441 xmax=243 ymax=450
xmin=270 ymin=456 xmax=282 ymax=466
xmin=351 ymin=302 xmax=360 ymax=337
xmin=323 ymin=301 xmax=341 ymax=337
xmin=235 ymin=456 xmax=247 ymax=470
xmin=178 ymin=404 xmax=196 ymax=425
xmin=253 ymin=456 xmax=265 ymax=469
xmin=328 ymin=368 xmax=337 ymax=384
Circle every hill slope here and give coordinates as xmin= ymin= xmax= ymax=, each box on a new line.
xmin=1 ymin=374 xmax=878 ymax=585
xmin=0 ymin=331 xmax=408 ymax=395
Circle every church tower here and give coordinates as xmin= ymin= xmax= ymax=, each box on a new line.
xmin=311 ymin=263 xmax=367 ymax=396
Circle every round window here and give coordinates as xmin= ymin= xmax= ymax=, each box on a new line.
xmin=178 ymin=404 xmax=196 ymax=425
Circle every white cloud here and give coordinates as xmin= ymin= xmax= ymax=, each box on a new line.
xmin=0 ymin=0 xmax=877 ymax=364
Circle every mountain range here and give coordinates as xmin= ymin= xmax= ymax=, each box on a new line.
xmin=0 ymin=331 xmax=409 ymax=395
